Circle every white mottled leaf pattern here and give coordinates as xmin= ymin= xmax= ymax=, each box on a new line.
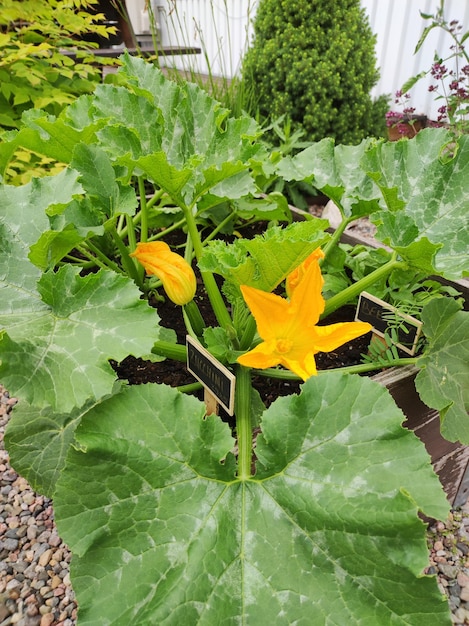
xmin=0 ymin=266 xmax=160 ymax=412
xmin=277 ymin=128 xmax=469 ymax=279
xmin=362 ymin=129 xmax=469 ymax=279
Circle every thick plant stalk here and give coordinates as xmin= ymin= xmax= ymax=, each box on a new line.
xmin=182 ymin=206 xmax=233 ymax=330
xmin=252 ymin=358 xmax=418 ymax=379
xmin=322 ymin=214 xmax=355 ymax=262
xmin=183 ymin=301 xmax=206 ymax=338
xmin=235 ymin=364 xmax=253 ymax=480
xmin=322 ymin=254 xmax=405 ymax=318
xmin=239 ymin=314 xmax=257 ymax=351
xmin=110 ymin=227 xmax=143 ymax=287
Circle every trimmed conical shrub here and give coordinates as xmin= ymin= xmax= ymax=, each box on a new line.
xmin=241 ymin=0 xmax=388 ymax=144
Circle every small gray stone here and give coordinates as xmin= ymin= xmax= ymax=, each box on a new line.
xmin=438 ymin=563 xmax=458 ymax=579
xmin=2 ymin=537 xmax=19 ymax=551
xmin=449 ymin=582 xmax=462 ymax=597
xmin=6 ymin=578 xmax=21 ymax=591
xmin=26 ymin=526 xmax=38 ymax=540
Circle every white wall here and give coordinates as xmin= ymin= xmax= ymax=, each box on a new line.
xmin=125 ymin=0 xmax=257 ymax=76
xmin=363 ymin=0 xmax=469 ymax=118
xmin=125 ymin=0 xmax=469 ymax=119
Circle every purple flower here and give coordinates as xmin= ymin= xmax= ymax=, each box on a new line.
xmin=431 ymin=63 xmax=447 ymax=80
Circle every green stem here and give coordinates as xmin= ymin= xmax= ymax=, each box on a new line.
xmin=126 ymin=214 xmax=137 ymax=251
xmin=79 ymin=242 xmax=123 ymax=274
xmin=177 ymin=382 xmax=203 ymax=394
xmin=322 ymin=254 xmax=405 ymax=318
xmin=183 ymin=300 xmax=206 ymax=337
xmin=252 ymin=357 xmax=418 ymax=379
xmin=322 ymin=214 xmax=355 ymax=262
xmin=117 ymin=189 xmax=165 ymax=239
xmin=138 ymin=176 xmax=149 ymax=243
xmin=145 ymin=188 xmax=165 ymax=210
xmin=149 ymin=218 xmax=187 ymax=242
xmin=200 ymin=210 xmax=237 ymax=245
xmin=109 ymin=227 xmax=142 ymax=287
xmin=182 ymin=206 xmax=233 ymax=330
xmin=62 ymin=255 xmax=95 ymax=268
xmin=235 ymin=364 xmax=253 ymax=480
xmin=239 ymin=314 xmax=257 ymax=351
xmin=116 ymin=214 xmax=125 ymax=235
xmin=151 ymin=340 xmax=187 ymax=362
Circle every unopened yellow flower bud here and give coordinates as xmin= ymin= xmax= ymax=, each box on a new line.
xmin=130 ymin=241 xmax=196 ymax=305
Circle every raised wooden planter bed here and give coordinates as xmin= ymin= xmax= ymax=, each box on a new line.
xmin=372 ymin=366 xmax=469 ymax=507
xmin=340 ymin=226 xmax=469 ymax=506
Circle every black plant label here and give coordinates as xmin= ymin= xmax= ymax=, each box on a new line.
xmin=355 ymin=292 xmax=422 ymax=355
xmin=186 ymin=336 xmax=236 ymax=415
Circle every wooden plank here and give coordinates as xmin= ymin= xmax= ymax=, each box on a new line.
xmin=373 ymin=366 xmax=469 ymax=506
xmin=61 ymin=46 xmax=201 ymax=62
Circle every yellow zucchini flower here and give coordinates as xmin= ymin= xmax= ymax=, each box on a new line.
xmin=237 ymin=249 xmax=372 ymax=380
xmin=130 ymin=241 xmax=196 ymax=305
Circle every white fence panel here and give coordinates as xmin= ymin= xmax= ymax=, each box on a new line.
xmin=126 ymin=0 xmax=469 ymax=119
xmin=152 ymin=0 xmax=257 ymax=78
xmin=363 ymin=0 xmax=469 ymax=118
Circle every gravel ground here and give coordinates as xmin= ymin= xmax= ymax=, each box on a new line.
xmin=2 ymin=381 xmax=469 ymax=625
xmin=0 ymin=388 xmax=77 ymax=626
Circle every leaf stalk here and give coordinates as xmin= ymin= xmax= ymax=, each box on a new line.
xmin=235 ymin=364 xmax=253 ymax=480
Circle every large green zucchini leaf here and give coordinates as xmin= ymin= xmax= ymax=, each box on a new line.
xmin=276 ymin=129 xmax=469 ymax=280
xmin=363 ymin=129 xmax=469 ymax=279
xmin=276 ymin=137 xmax=382 ymax=219
xmin=199 ymin=220 xmax=330 ymax=292
xmin=54 ymin=374 xmax=450 ymax=625
xmin=0 ymin=266 xmax=160 ymax=412
xmin=416 ymin=298 xmax=469 ymax=443
xmin=4 ymin=392 xmax=118 ymax=498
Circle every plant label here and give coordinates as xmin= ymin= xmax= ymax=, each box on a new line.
xmin=355 ymin=291 xmax=422 ymax=355
xmin=186 ymin=335 xmax=236 ymax=415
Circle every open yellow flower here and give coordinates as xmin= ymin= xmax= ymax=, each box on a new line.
xmin=237 ymin=249 xmax=372 ymax=380
xmin=130 ymin=241 xmax=196 ymax=305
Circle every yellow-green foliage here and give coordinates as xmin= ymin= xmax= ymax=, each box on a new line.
xmin=241 ymin=0 xmax=388 ymax=144
xmin=0 ymin=0 xmax=114 ymax=130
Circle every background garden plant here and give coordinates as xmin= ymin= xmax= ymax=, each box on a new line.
xmin=0 ymin=56 xmax=468 ymax=624
xmin=0 ymin=0 xmax=117 ymax=184
xmin=395 ymin=0 xmax=469 ymax=136
xmin=240 ymin=0 xmax=389 ymax=144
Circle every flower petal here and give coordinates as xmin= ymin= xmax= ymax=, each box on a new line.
xmin=130 ymin=241 xmax=173 ymax=275
xmin=237 ymin=341 xmax=283 ymax=370
xmin=238 ymin=251 xmax=371 ymax=381
xmin=240 ymin=285 xmax=290 ymax=341
xmin=286 ymin=248 xmax=325 ymax=299
xmin=289 ymin=253 xmax=325 ymax=325
xmin=312 ymin=321 xmax=372 ymax=353
xmin=280 ymin=353 xmax=318 ymax=381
